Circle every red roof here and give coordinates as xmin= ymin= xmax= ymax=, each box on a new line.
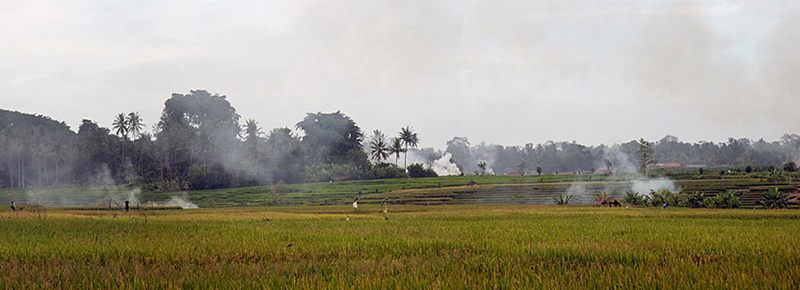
xmin=659 ymin=162 xmax=681 ymax=168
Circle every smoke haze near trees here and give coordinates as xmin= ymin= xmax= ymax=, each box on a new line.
xmin=2 ymin=91 xmax=800 ymax=192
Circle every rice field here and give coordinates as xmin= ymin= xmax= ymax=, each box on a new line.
xmin=1 ymin=205 xmax=798 ymax=289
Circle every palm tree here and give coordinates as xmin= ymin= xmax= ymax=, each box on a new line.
xmin=243 ymin=119 xmax=263 ymax=175
xmin=125 ymin=112 xmax=144 ymax=174
xmin=369 ymin=136 xmax=389 ymax=163
xmin=112 ymin=113 xmax=128 ymax=163
xmin=388 ymin=137 xmax=405 ymax=165
xmin=399 ymin=126 xmax=419 ymax=169
xmin=125 ymin=112 xmax=144 ymax=140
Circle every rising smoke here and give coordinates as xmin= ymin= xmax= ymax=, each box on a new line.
xmin=23 ymin=164 xmax=199 ymax=209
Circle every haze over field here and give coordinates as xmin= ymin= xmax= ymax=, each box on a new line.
xmin=1 ymin=0 xmax=799 ymax=148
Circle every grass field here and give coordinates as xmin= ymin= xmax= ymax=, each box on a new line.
xmin=1 ymin=205 xmax=798 ymax=289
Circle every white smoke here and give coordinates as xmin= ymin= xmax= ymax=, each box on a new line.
xmin=564 ymin=183 xmax=590 ymax=204
xmin=631 ymin=177 xmax=680 ymax=196
xmin=155 ymin=196 xmax=199 ymax=209
xmin=433 ymin=152 xmax=461 ymax=176
xmin=126 ymin=188 xmax=142 ymax=207
xmin=598 ymin=145 xmax=638 ymax=173
xmin=562 ymin=176 xmax=680 ymax=205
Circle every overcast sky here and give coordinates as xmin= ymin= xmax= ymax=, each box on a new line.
xmin=1 ymin=0 xmax=798 ymax=149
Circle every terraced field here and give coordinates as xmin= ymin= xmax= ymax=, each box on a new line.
xmin=3 ymin=173 xmax=796 ymax=209
xmin=359 ymin=179 xmax=797 ymax=208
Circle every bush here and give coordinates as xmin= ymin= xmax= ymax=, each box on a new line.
xmin=784 ymin=161 xmax=797 ymax=172
xmin=407 ymin=163 xmax=437 ymax=178
xmin=305 ymin=163 xmax=361 ymax=182
xmin=646 ymin=189 xmax=672 ymax=207
xmin=624 ymin=191 xmax=645 ymax=206
xmin=707 ymin=190 xmax=741 ymax=209
xmin=553 ymin=193 xmax=572 ymax=205
xmin=758 ymin=187 xmax=789 ymax=209
xmin=371 ymin=163 xmax=408 ymax=179
xmin=271 ymin=181 xmax=292 ymax=194
xmin=685 ymin=191 xmax=706 ymax=208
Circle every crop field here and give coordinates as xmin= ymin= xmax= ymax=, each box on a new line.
xmin=1 ymin=205 xmax=799 ymax=289
xmin=2 ymin=173 xmax=798 ymax=209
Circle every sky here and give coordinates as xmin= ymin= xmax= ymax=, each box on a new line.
xmin=1 ymin=0 xmax=798 ymax=149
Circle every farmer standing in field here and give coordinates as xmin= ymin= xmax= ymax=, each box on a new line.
xmin=381 ymin=197 xmax=389 ymax=220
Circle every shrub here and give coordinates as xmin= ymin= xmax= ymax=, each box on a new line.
xmin=407 ymin=163 xmax=437 ymax=178
xmin=371 ymin=163 xmax=408 ymax=179
xmin=758 ymin=187 xmax=789 ymax=209
xmin=624 ymin=191 xmax=645 ymax=206
xmin=708 ymin=190 xmax=741 ymax=209
xmin=271 ymin=181 xmax=292 ymax=194
xmin=685 ymin=191 xmax=706 ymax=208
xmin=553 ymin=193 xmax=572 ymax=205
xmin=646 ymin=189 xmax=671 ymax=207
xmin=784 ymin=161 xmax=797 ymax=172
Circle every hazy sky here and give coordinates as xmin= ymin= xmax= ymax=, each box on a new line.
xmin=1 ymin=0 xmax=798 ymax=149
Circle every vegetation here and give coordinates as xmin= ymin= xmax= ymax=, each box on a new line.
xmin=1 ymin=205 xmax=798 ymax=288
xmin=398 ymin=126 xmax=419 ymax=169
xmin=552 ymin=193 xmax=572 ymax=205
xmin=406 ymin=163 xmax=437 ymax=178
xmin=707 ymin=190 xmax=742 ymax=209
xmin=758 ymin=187 xmax=789 ymax=209
xmin=637 ymin=138 xmax=657 ymax=175
xmin=3 ymin=95 xmax=800 ymax=195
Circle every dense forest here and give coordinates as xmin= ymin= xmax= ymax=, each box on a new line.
xmin=1 ymin=90 xmax=799 ymax=191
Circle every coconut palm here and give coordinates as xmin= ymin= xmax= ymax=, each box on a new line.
xmin=125 ymin=112 xmax=144 ymax=173
xmin=369 ymin=136 xmax=390 ymax=163
xmin=243 ymin=119 xmax=263 ymax=175
xmin=388 ymin=137 xmax=405 ymax=165
xmin=112 ymin=113 xmax=128 ymax=139
xmin=125 ymin=112 xmax=144 ymax=140
xmin=112 ymin=113 xmax=128 ymax=162
xmin=399 ymin=126 xmax=419 ymax=169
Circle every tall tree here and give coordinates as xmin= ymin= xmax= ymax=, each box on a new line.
xmin=112 ymin=113 xmax=128 ymax=163
xmin=125 ymin=112 xmax=144 ymax=174
xmin=295 ymin=111 xmax=362 ymax=165
xmin=369 ymin=135 xmax=390 ymax=163
xmin=388 ymin=137 xmax=405 ymax=165
xmin=265 ymin=127 xmax=305 ymax=183
xmin=399 ymin=126 xmax=419 ymax=169
xmin=243 ymin=119 xmax=263 ymax=176
xmin=637 ymin=138 xmax=657 ymax=175
xmin=125 ymin=112 xmax=143 ymax=139
xmin=156 ymin=90 xmax=241 ymax=178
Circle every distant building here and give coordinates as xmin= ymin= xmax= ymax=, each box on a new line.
xmin=657 ymin=162 xmax=681 ymax=169
xmin=505 ymin=168 xmax=521 ymax=176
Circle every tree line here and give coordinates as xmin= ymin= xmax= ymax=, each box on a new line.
xmin=0 ymin=90 xmax=434 ymax=191
xmin=1 ymin=90 xmax=798 ymax=190
xmin=432 ymin=135 xmax=800 ymax=176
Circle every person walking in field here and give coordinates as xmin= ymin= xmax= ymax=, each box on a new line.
xmin=381 ymin=197 xmax=389 ymax=220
